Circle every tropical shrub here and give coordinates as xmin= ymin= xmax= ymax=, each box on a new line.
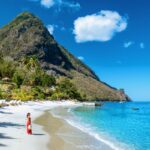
xmin=41 ymin=74 xmax=56 ymax=87
xmin=0 ymin=88 xmax=2 ymax=98
xmin=12 ymin=72 xmax=24 ymax=87
xmin=57 ymin=78 xmax=82 ymax=100
xmin=0 ymin=57 xmax=16 ymax=78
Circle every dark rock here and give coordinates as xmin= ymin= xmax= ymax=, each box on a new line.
xmin=0 ymin=12 xmax=131 ymax=101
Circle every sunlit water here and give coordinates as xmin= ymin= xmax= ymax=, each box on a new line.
xmin=69 ymin=102 xmax=150 ymax=150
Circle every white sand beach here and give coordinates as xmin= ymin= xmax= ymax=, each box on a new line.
xmin=0 ymin=101 xmax=75 ymax=150
xmin=0 ymin=101 xmax=113 ymax=150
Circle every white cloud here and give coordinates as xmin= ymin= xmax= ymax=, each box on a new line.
xmin=124 ymin=41 xmax=134 ymax=48
xmin=47 ymin=24 xmax=55 ymax=34
xmin=140 ymin=42 xmax=145 ymax=49
xmin=31 ymin=0 xmax=80 ymax=10
xmin=73 ymin=10 xmax=127 ymax=43
xmin=41 ymin=0 xmax=55 ymax=8
xmin=58 ymin=0 xmax=80 ymax=10
xmin=78 ymin=56 xmax=84 ymax=61
xmin=47 ymin=24 xmax=67 ymax=33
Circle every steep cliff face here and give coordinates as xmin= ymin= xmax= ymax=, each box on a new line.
xmin=0 ymin=12 xmax=130 ymax=101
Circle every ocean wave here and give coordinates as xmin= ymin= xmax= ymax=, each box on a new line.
xmin=65 ymin=117 xmax=133 ymax=150
xmin=69 ymin=107 xmax=134 ymax=150
xmin=50 ymin=106 xmax=134 ymax=150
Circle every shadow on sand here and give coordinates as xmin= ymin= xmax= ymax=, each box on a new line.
xmin=0 ymin=133 xmax=14 ymax=139
xmin=0 ymin=122 xmax=25 ymax=128
xmin=0 ymin=143 xmax=7 ymax=147
xmin=32 ymin=133 xmax=45 ymax=136
xmin=0 ymin=133 xmax=15 ymax=147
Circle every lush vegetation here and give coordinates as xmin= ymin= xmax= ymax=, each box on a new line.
xmin=0 ymin=12 xmax=130 ymax=101
xmin=0 ymin=55 xmax=84 ymax=101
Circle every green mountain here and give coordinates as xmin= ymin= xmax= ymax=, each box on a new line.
xmin=0 ymin=12 xmax=130 ymax=101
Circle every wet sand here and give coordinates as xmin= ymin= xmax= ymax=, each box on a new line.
xmin=34 ymin=108 xmax=113 ymax=150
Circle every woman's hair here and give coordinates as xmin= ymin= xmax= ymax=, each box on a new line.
xmin=26 ymin=112 xmax=30 ymax=118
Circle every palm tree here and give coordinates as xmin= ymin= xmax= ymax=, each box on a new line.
xmin=21 ymin=56 xmax=40 ymax=71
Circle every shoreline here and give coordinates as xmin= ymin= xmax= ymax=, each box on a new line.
xmin=0 ymin=101 xmax=115 ymax=150
xmin=35 ymin=106 xmax=114 ymax=150
xmin=0 ymin=101 xmax=81 ymax=150
xmin=0 ymin=101 xmax=52 ymax=150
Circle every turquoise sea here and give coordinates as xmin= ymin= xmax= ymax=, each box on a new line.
xmin=68 ymin=102 xmax=150 ymax=150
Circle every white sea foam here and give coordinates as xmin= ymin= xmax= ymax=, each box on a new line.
xmin=65 ymin=118 xmax=133 ymax=150
xmin=51 ymin=106 xmax=133 ymax=150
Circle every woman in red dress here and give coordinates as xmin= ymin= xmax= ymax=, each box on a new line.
xmin=26 ymin=112 xmax=32 ymax=135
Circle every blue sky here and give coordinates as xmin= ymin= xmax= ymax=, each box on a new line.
xmin=0 ymin=0 xmax=150 ymax=101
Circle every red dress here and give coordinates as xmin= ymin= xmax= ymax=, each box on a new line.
xmin=26 ymin=118 xmax=32 ymax=135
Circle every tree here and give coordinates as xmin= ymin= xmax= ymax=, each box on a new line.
xmin=0 ymin=58 xmax=16 ymax=78
xmin=21 ymin=56 xmax=40 ymax=71
xmin=12 ymin=72 xmax=23 ymax=88
xmin=0 ymin=52 xmax=3 ymax=63
xmin=0 ymin=88 xmax=3 ymax=99
xmin=41 ymin=74 xmax=56 ymax=87
xmin=57 ymin=78 xmax=82 ymax=100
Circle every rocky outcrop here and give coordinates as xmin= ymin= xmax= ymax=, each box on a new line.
xmin=0 ymin=12 xmax=130 ymax=101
